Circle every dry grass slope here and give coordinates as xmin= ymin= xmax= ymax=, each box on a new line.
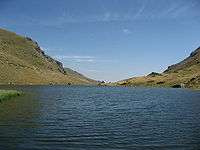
xmin=0 ymin=28 xmax=97 ymax=85
xmin=116 ymin=47 xmax=200 ymax=89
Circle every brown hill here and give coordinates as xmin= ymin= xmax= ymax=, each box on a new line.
xmin=0 ymin=28 xmax=97 ymax=85
xmin=164 ymin=47 xmax=200 ymax=73
xmin=116 ymin=47 xmax=200 ymax=89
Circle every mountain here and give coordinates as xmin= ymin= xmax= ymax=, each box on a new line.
xmin=164 ymin=47 xmax=200 ymax=73
xmin=116 ymin=47 xmax=200 ymax=89
xmin=64 ymin=68 xmax=97 ymax=84
xmin=0 ymin=28 xmax=97 ymax=85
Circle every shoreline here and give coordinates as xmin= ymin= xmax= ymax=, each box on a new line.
xmin=0 ymin=84 xmax=199 ymax=91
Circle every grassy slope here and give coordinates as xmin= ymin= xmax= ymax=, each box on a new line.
xmin=0 ymin=90 xmax=22 ymax=101
xmin=0 ymin=28 xmax=97 ymax=85
xmin=115 ymin=47 xmax=200 ymax=89
xmin=64 ymin=68 xmax=97 ymax=83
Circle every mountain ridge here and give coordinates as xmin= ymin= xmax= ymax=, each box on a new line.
xmin=115 ymin=47 xmax=200 ymax=89
xmin=0 ymin=28 xmax=97 ymax=85
xmin=164 ymin=47 xmax=200 ymax=73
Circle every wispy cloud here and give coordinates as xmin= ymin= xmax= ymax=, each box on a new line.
xmin=1 ymin=0 xmax=199 ymax=29
xmin=86 ymin=69 xmax=102 ymax=73
xmin=53 ymin=54 xmax=117 ymax=64
xmin=154 ymin=0 xmax=199 ymax=19
xmin=133 ymin=0 xmax=147 ymax=19
xmin=122 ymin=28 xmax=132 ymax=35
xmin=55 ymin=55 xmax=94 ymax=59
xmin=170 ymin=1 xmax=198 ymax=18
xmin=27 ymin=11 xmax=133 ymax=28
xmin=54 ymin=55 xmax=95 ymax=63
xmin=102 ymin=12 xmax=111 ymax=21
xmin=6 ymin=0 xmax=199 ymax=29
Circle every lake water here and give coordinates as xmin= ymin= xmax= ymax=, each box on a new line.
xmin=0 ymin=86 xmax=200 ymax=150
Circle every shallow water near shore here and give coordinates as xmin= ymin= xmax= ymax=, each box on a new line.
xmin=0 ymin=86 xmax=200 ymax=150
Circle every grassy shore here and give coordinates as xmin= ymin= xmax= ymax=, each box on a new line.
xmin=0 ymin=90 xmax=22 ymax=102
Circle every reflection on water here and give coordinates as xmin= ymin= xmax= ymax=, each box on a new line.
xmin=0 ymin=86 xmax=200 ymax=150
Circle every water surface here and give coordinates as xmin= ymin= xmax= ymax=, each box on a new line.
xmin=0 ymin=86 xmax=200 ymax=150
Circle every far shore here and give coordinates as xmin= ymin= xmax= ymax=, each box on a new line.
xmin=0 ymin=84 xmax=200 ymax=91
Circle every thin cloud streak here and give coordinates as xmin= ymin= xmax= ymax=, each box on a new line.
xmin=133 ymin=0 xmax=148 ymax=19
xmin=3 ymin=0 xmax=199 ymax=28
xmin=123 ymin=29 xmax=132 ymax=35
xmin=55 ymin=55 xmax=94 ymax=59
xmin=53 ymin=55 xmax=116 ymax=64
xmin=54 ymin=55 xmax=95 ymax=63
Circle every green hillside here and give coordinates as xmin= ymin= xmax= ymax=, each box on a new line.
xmin=0 ymin=28 xmax=97 ymax=85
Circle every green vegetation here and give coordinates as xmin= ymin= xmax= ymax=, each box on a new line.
xmin=0 ymin=28 xmax=97 ymax=85
xmin=0 ymin=90 xmax=22 ymax=102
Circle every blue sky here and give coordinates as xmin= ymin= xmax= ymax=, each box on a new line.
xmin=0 ymin=0 xmax=199 ymax=81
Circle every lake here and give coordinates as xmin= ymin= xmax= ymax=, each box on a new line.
xmin=0 ymin=86 xmax=200 ymax=150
